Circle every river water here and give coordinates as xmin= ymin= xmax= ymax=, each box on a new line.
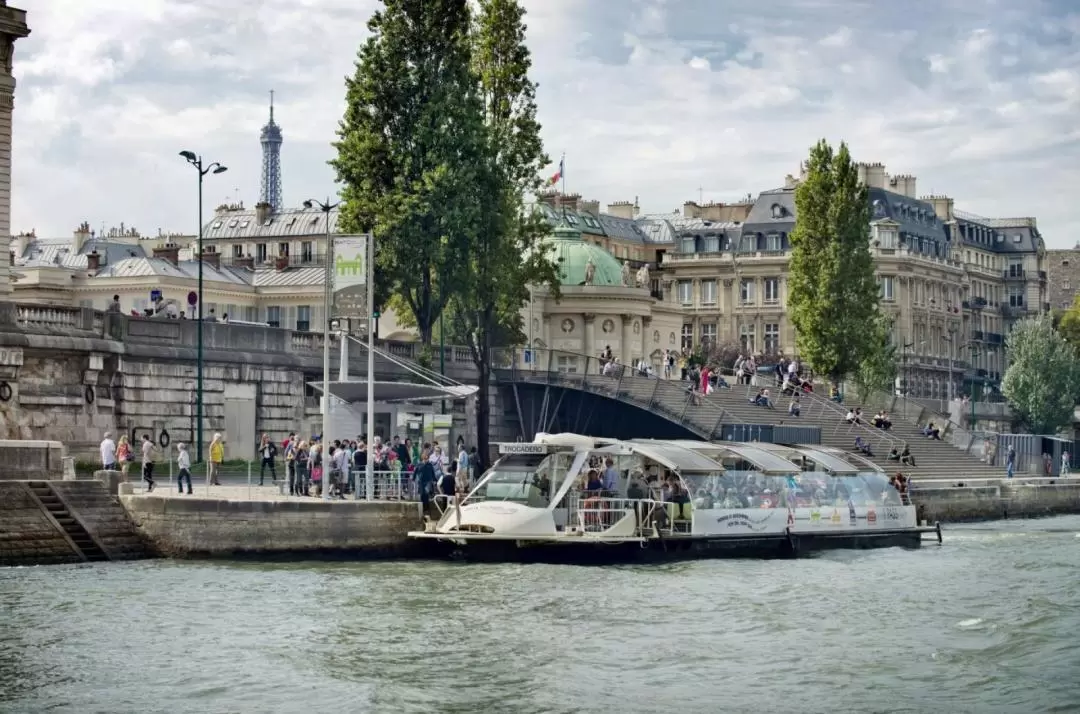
xmin=1 ymin=517 xmax=1078 ymax=714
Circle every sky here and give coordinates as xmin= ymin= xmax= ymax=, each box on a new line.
xmin=10 ymin=0 xmax=1080 ymax=245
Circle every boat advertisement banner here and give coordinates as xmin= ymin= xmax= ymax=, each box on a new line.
xmin=692 ymin=505 xmax=916 ymax=536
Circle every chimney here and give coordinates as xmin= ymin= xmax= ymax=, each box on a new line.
xmin=255 ymin=201 xmax=272 ymax=225
xmin=579 ymin=199 xmax=600 ymax=216
xmin=925 ymin=195 xmax=954 ymax=222
xmin=233 ymin=255 xmax=255 ymax=270
xmin=274 ymin=255 xmax=289 ymax=271
xmin=606 ymin=201 xmax=635 ymax=220
xmin=73 ymin=221 xmax=91 ymax=254
xmin=153 ymin=243 xmax=180 ymax=266
xmin=537 ymin=190 xmax=558 ymax=207
xmin=86 ymin=250 xmax=101 ymax=272
xmin=857 ymin=162 xmax=886 ymax=189
xmin=200 ymin=250 xmax=220 ymax=270
xmin=683 ymin=201 xmax=701 ymax=218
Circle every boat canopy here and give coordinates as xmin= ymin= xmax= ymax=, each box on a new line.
xmin=704 ymin=443 xmax=802 ymax=475
xmin=813 ymin=445 xmax=885 ymax=473
xmin=749 ymin=443 xmax=863 ymax=474
xmin=598 ymin=440 xmax=725 ymax=473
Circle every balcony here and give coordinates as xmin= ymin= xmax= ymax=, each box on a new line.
xmin=217 ymin=252 xmax=328 ymax=269
xmin=972 ymin=330 xmax=985 ymax=342
xmin=662 ymin=251 xmax=727 ymax=264
xmin=1003 ymin=269 xmax=1026 ymax=281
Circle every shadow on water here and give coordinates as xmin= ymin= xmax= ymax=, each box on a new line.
xmin=0 ymin=516 xmax=1079 ymax=713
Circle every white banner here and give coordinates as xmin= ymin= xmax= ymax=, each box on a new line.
xmin=333 ymin=235 xmax=368 ymax=292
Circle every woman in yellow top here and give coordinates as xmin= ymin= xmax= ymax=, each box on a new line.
xmin=209 ymin=433 xmax=225 ymax=486
xmin=116 ymin=435 xmax=132 ymax=479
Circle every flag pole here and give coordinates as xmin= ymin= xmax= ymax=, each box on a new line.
xmin=560 ymin=152 xmax=566 ymax=196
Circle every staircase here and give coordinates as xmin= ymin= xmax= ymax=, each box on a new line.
xmin=27 ymin=481 xmax=109 ymax=562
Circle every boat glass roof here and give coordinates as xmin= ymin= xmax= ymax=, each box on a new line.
xmin=749 ymin=443 xmax=863 ymax=474
xmin=708 ymin=444 xmax=801 ymax=474
xmin=606 ymin=441 xmax=725 ymax=473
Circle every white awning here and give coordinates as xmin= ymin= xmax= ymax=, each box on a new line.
xmin=611 ymin=440 xmax=726 ymax=473
xmin=309 ymin=380 xmax=478 ymax=403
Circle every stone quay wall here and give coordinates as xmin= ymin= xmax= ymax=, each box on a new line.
xmin=912 ymin=481 xmax=1080 ymax=523
xmin=0 ymin=303 xmax=509 ymax=462
xmin=0 ymin=482 xmax=82 ymax=566
xmin=119 ymin=487 xmax=423 ymax=559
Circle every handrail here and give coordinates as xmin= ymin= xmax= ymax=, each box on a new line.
xmin=911 ymin=476 xmax=1069 ymax=487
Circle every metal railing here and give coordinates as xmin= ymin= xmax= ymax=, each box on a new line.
xmin=566 ymin=495 xmax=676 ymax=536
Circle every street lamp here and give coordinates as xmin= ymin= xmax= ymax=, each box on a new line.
xmin=304 ymin=198 xmax=340 ymax=501
xmin=178 ymin=151 xmax=228 ymax=463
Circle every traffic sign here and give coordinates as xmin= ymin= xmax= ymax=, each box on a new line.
xmin=187 ymin=291 xmax=198 ymax=306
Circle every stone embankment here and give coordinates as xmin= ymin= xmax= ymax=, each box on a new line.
xmin=913 ymin=479 xmax=1080 ymax=523
xmin=0 ymin=479 xmax=153 ymax=566
xmin=118 ymin=484 xmax=423 ymax=559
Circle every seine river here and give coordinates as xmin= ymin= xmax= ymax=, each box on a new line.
xmin=2 ymin=517 xmax=1079 ymax=714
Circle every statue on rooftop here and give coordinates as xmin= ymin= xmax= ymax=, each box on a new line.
xmin=584 ymin=258 xmax=596 ymax=286
xmin=636 ymin=264 xmax=650 ymax=288
xmin=621 ymin=260 xmax=632 ymax=287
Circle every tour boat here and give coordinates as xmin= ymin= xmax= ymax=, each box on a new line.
xmin=407 ymin=433 xmax=942 ymax=563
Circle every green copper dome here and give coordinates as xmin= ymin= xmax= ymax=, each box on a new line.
xmin=546 ymin=226 xmax=625 ymax=287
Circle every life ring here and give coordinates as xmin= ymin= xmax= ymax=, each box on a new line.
xmin=0 ymin=381 xmax=11 ymax=402
xmin=84 ymin=385 xmax=95 ymax=404
xmin=159 ymin=430 xmax=171 ymax=449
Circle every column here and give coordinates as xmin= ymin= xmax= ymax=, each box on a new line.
xmin=0 ymin=5 xmax=30 ymax=297
xmin=582 ymin=313 xmax=596 ymax=368
xmin=620 ymin=314 xmax=632 ymax=364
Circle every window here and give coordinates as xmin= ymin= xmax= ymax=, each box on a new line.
xmin=766 ymin=233 xmax=782 ymax=251
xmin=256 ymin=243 xmax=268 ymax=262
xmin=1009 ymin=291 xmax=1024 ymax=308
xmin=1008 ymin=262 xmax=1023 ymax=278
xmin=556 ymin=355 xmax=578 ymax=373
xmin=701 ymin=323 xmax=717 ymax=345
xmin=212 ymin=221 xmax=223 ymax=229
xmin=739 ymin=235 xmax=755 ymax=253
xmin=286 ymin=216 xmax=297 ymax=227
xmin=239 ymin=220 xmax=249 ymax=228
xmin=301 ymin=241 xmax=313 ymax=262
xmin=296 ymin=305 xmax=311 ymax=332
xmin=701 ymin=279 xmax=717 ymax=305
xmin=681 ymin=236 xmax=695 ymax=253
xmin=565 ymin=213 xmax=578 ymax=225
xmin=227 ymin=219 xmax=238 ymax=228
xmin=266 ymin=305 xmax=281 ymax=328
xmin=770 ymin=203 xmax=784 ymax=219
xmin=704 ymin=235 xmax=720 ymax=252
xmin=232 ymin=244 xmax=243 ymax=258
xmin=879 ymin=276 xmax=895 ymax=301
xmin=764 ymin=278 xmax=779 ymax=304
xmin=278 ymin=242 xmax=290 ymax=257
xmin=739 ymin=323 xmax=756 ymax=353
xmin=678 ymin=280 xmax=692 ymax=305
xmin=764 ymin=323 xmax=780 ymax=353
xmin=878 ymin=229 xmax=897 ymax=249
xmin=681 ymin=324 xmax=693 ymax=350
xmin=1065 ymin=280 xmax=1072 ymax=291
xmin=1013 ymin=234 xmax=1022 ymax=243
xmin=740 ymin=279 xmax=755 ymax=305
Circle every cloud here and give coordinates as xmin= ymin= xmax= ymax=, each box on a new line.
xmin=9 ymin=0 xmax=1080 ymax=246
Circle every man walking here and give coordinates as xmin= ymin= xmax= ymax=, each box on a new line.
xmin=258 ymin=434 xmax=278 ymax=485
xmin=141 ymin=434 xmax=156 ymax=492
xmin=176 ymin=443 xmax=193 ymax=494
xmin=100 ymin=432 xmax=117 ymax=471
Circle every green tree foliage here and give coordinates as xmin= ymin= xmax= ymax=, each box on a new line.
xmin=331 ymin=0 xmax=487 ymax=344
xmin=787 ymin=140 xmax=882 ymax=382
xmin=1055 ymin=295 xmax=1080 ymax=350
xmin=1002 ymin=315 xmax=1080 ymax=433
xmin=852 ymin=315 xmax=897 ymax=401
xmin=445 ymin=0 xmax=561 ymax=457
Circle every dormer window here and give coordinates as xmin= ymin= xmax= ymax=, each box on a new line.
xmin=872 ymin=200 xmax=886 ymax=218
xmin=770 ymin=203 xmax=784 ymax=219
xmin=286 ymin=216 xmax=297 ymax=227
xmin=239 ymin=220 xmax=249 ymax=228
xmin=565 ymin=213 xmax=578 ymax=225
xmin=227 ymin=219 xmax=239 ymax=228
xmin=1013 ymin=234 xmax=1022 ymax=243
xmin=212 ymin=221 xmax=223 ymax=229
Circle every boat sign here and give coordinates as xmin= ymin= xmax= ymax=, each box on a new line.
xmin=498 ymin=443 xmax=550 ymax=455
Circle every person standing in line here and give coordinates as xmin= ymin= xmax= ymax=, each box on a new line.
xmin=141 ymin=434 xmax=156 ymax=492
xmin=1062 ymin=451 xmax=1070 ymax=477
xmin=285 ymin=435 xmax=298 ymax=495
xmin=456 ymin=441 xmax=470 ymax=494
xmin=258 ymin=434 xmax=278 ymax=485
xmin=176 ymin=443 xmax=193 ymax=494
xmin=1006 ymin=445 xmax=1015 ymax=479
xmin=100 ymin=432 xmax=117 ymax=471
xmin=208 ymin=433 xmax=225 ymax=486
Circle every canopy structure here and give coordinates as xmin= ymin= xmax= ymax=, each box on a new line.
xmin=309 ymin=380 xmax=478 ymax=404
xmin=598 ymin=440 xmax=725 ymax=473
xmin=705 ymin=443 xmax=803 ymax=475
xmin=750 ymin=443 xmax=862 ymax=474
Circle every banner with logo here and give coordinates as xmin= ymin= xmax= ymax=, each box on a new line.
xmin=333 ymin=235 xmax=368 ymax=292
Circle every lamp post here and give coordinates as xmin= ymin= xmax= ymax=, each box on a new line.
xmin=303 ymin=198 xmax=339 ymax=501
xmin=178 ymin=151 xmax=228 ymax=463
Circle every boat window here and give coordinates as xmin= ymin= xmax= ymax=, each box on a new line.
xmin=472 ymin=452 xmax=572 ymax=506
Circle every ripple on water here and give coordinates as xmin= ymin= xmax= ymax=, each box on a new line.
xmin=1 ymin=517 xmax=1079 ymax=713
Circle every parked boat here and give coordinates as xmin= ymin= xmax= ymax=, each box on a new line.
xmin=408 ymin=433 xmax=942 ymax=563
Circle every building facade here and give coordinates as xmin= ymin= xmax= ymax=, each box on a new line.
xmin=1046 ymin=248 xmax=1080 ymax=312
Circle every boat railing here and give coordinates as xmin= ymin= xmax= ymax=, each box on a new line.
xmin=567 ymin=494 xmax=684 ymax=537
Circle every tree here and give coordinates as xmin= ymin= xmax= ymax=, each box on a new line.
xmin=787 ymin=140 xmax=882 ymax=383
xmin=445 ymin=0 xmax=560 ymax=460
xmin=1001 ymin=315 xmax=1080 ymax=433
xmin=1055 ymin=295 xmax=1080 ymax=351
xmin=852 ymin=314 xmax=897 ymax=401
xmin=331 ymin=0 xmax=487 ymax=345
